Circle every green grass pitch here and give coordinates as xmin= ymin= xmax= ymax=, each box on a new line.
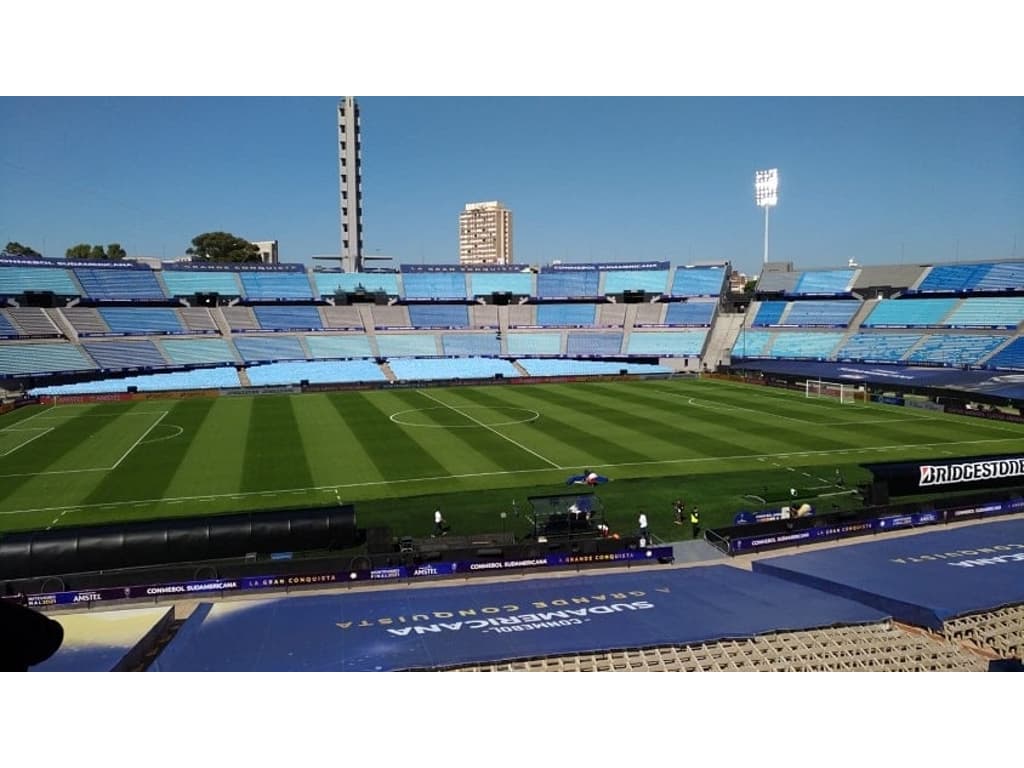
xmin=1 ymin=377 xmax=1021 ymax=540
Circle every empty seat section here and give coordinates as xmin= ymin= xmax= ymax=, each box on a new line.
xmin=792 ymin=269 xmax=857 ymax=295
xmin=83 ymin=340 xmax=167 ymax=369
xmin=469 ymin=305 xmax=499 ymax=328
xmin=305 ymin=335 xmax=374 ymax=359
xmin=517 ymin=359 xmax=670 ymax=376
xmin=633 ymin=304 xmax=666 ymax=325
xmin=159 ymin=338 xmax=237 ymax=366
xmin=907 ymin=334 xmax=1007 ymax=366
xmin=376 ymin=334 xmax=439 ymax=357
xmin=232 ymin=335 xmax=307 ymax=363
xmin=732 ymin=330 xmax=774 ymax=358
xmin=0 ymin=263 xmax=81 ymax=296
xmin=507 ymin=332 xmax=562 ymax=356
xmin=665 ymin=302 xmax=716 ymax=326
xmin=0 ymin=343 xmax=95 ymax=375
xmin=318 ymin=306 xmax=364 ymax=329
xmin=751 ymin=300 xmax=787 ymax=326
xmin=313 ymin=272 xmax=400 ymax=297
xmin=755 ymin=270 xmax=800 ymax=294
xmin=254 ymin=305 xmax=323 ymax=331
xmin=566 ymin=332 xmax=622 ymax=356
xmin=916 ymin=263 xmax=994 ymax=293
xmin=603 ymin=270 xmax=669 ymax=294
xmin=73 ymin=266 xmax=166 ymax=300
xmin=0 ymin=312 xmax=19 ymax=338
xmin=670 ymin=267 xmax=725 ymax=297
xmin=442 ymin=333 xmax=501 ymax=356
xmin=974 ymin=262 xmax=1024 ymax=292
xmin=943 ymin=297 xmax=1024 ymax=328
xmin=986 ymin=338 xmax=1024 ymax=371
xmin=5 ymin=308 xmax=60 ymax=337
xmin=507 ymin=305 xmax=537 ymax=327
xmin=239 ymin=272 xmax=314 ymax=300
xmin=60 ymin=307 xmax=110 ymax=336
xmin=862 ymin=298 xmax=958 ymax=327
xmin=160 ymin=270 xmax=243 ymax=297
xmin=31 ymin=367 xmax=241 ymax=396
xmin=769 ymin=332 xmax=844 ymax=359
xmin=221 ymin=306 xmax=260 ymax=332
xmin=537 ymin=304 xmax=596 ymax=327
xmin=247 ymin=360 xmax=385 ymax=387
xmin=595 ymin=304 xmax=627 ymax=326
xmin=177 ymin=308 xmax=218 ymax=333
xmin=836 ymin=333 xmax=923 ymax=362
xmin=100 ymin=307 xmax=185 ymax=335
xmin=389 ymin=357 xmax=518 ymax=381
xmin=537 ymin=271 xmax=599 ymax=298
xmin=369 ymin=306 xmax=411 ymax=328
xmin=401 ymin=272 xmax=467 ymax=300
xmin=784 ymin=300 xmax=860 ymax=327
xmin=627 ymin=330 xmax=707 ymax=356
xmin=468 ymin=273 xmax=533 ymax=296
xmin=408 ymin=304 xmax=469 ymax=328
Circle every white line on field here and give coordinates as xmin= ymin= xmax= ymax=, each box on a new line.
xmin=109 ymin=412 xmax=168 ymax=470
xmin=418 ymin=389 xmax=562 ymax=469
xmin=0 ymin=427 xmax=54 ymax=457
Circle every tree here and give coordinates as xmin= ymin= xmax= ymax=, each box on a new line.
xmin=107 ymin=243 xmax=126 ymax=260
xmin=90 ymin=245 xmax=106 ymax=260
xmin=66 ymin=244 xmax=94 ymax=259
xmin=3 ymin=241 xmax=43 ymax=258
xmin=744 ymin=279 xmax=758 ymax=294
xmin=186 ymin=232 xmax=262 ymax=263
xmin=66 ymin=243 xmax=127 ymax=260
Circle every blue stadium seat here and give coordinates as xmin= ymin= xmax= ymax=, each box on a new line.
xmin=732 ymin=330 xmax=774 ymax=358
xmin=517 ymin=359 xmax=670 ymax=376
xmin=835 ymin=333 xmax=923 ymax=363
xmin=31 ymin=367 xmax=241 ymax=395
xmin=862 ymin=298 xmax=958 ymax=327
xmin=506 ymin=332 xmax=562 ymax=356
xmin=99 ymin=307 xmax=185 ymax=335
xmin=0 ymin=263 xmax=81 ymax=296
xmin=566 ymin=332 xmax=623 ymax=356
xmin=247 ymin=360 xmax=385 ymax=386
xmin=537 ymin=271 xmax=599 ymax=298
xmin=376 ymin=334 xmax=440 ymax=357
xmin=313 ymin=272 xmax=400 ymax=297
xmin=73 ymin=266 xmax=166 ymax=300
xmin=407 ymin=304 xmax=470 ymax=328
xmin=468 ymin=273 xmax=534 ymax=296
xmin=159 ymin=338 xmax=238 ymax=366
xmin=627 ymin=330 xmax=707 ymax=356
xmin=0 ymin=313 xmax=18 ymax=338
xmin=83 ymin=340 xmax=168 ymax=369
xmin=305 ymin=335 xmax=374 ymax=359
xmin=669 ymin=267 xmax=725 ymax=297
xmin=401 ymin=272 xmax=468 ymax=300
xmin=783 ymin=300 xmax=860 ymax=327
xmin=664 ymin=302 xmax=716 ymax=326
xmin=254 ymin=305 xmax=324 ymax=331
xmin=537 ymin=304 xmax=597 ymax=327
xmin=791 ymin=270 xmax=857 ymax=295
xmin=603 ymin=270 xmax=670 ymax=295
xmin=942 ymin=298 xmax=1024 ymax=329
xmin=161 ymin=270 xmax=243 ymax=297
xmin=239 ymin=272 xmax=314 ymax=300
xmin=441 ymin=333 xmax=501 ymax=356
xmin=751 ymin=301 xmax=787 ymax=327
xmin=769 ymin=332 xmax=845 ymax=359
xmin=974 ymin=262 xmax=1024 ymax=292
xmin=985 ymin=337 xmax=1024 ymax=371
xmin=907 ymin=335 xmax=1007 ymax=366
xmin=389 ymin=357 xmax=519 ymax=381
xmin=232 ymin=335 xmax=307 ymax=363
xmin=916 ymin=263 xmax=994 ymax=293
xmin=0 ymin=343 xmax=95 ymax=376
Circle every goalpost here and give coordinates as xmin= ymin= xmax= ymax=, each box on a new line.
xmin=805 ymin=379 xmax=868 ymax=404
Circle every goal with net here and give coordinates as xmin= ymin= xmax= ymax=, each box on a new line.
xmin=805 ymin=379 xmax=868 ymax=404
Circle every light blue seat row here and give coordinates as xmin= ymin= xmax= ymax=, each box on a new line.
xmin=791 ymin=269 xmax=857 ymax=295
xmin=31 ymin=367 xmax=241 ymax=396
xmin=239 ymin=272 xmax=314 ymax=300
xmin=943 ymin=297 xmax=1024 ymax=328
xmin=732 ymin=330 xmax=774 ymax=358
xmin=537 ymin=304 xmax=597 ymax=327
xmin=907 ymin=335 xmax=1007 ymax=365
xmin=974 ymin=263 xmax=1024 ymax=292
xmin=402 ymin=272 xmax=467 ymax=299
xmin=408 ymin=304 xmax=470 ymax=328
xmin=100 ymin=307 xmax=185 ymax=335
xmin=537 ymin=271 xmax=599 ymax=298
xmin=506 ymin=332 xmax=562 ymax=356
xmin=0 ymin=313 xmax=18 ymax=338
xmin=835 ymin=333 xmax=923 ymax=362
xmin=566 ymin=332 xmax=623 ymax=356
xmin=305 ymin=335 xmax=374 ymax=359
xmin=517 ymin=359 xmax=670 ymax=376
xmin=751 ymin=301 xmax=787 ymax=327
xmin=0 ymin=264 xmax=81 ymax=296
xmin=627 ymin=330 xmax=707 ymax=356
xmin=313 ymin=272 xmax=401 ymax=297
xmin=468 ymin=273 xmax=533 ymax=296
xmin=160 ymin=338 xmax=238 ymax=366
xmin=0 ymin=343 xmax=95 ymax=376
xmin=254 ymin=305 xmax=324 ymax=331
xmin=603 ymin=270 xmax=670 ymax=295
xmin=232 ymin=335 xmax=307 ymax=363
xmin=986 ymin=337 xmax=1024 ymax=370
xmin=862 ymin=298 xmax=958 ymax=327
xmin=161 ymin=270 xmax=243 ymax=297
xmin=247 ymin=360 xmax=386 ymax=386
xmin=376 ymin=334 xmax=439 ymax=357
xmin=389 ymin=357 xmax=519 ymax=381
xmin=916 ymin=263 xmax=994 ymax=293
xmin=83 ymin=340 xmax=167 ymax=369
xmin=769 ymin=332 xmax=845 ymax=359
xmin=441 ymin=333 xmax=501 ymax=356
xmin=783 ymin=300 xmax=860 ymax=327
xmin=670 ymin=267 xmax=725 ymax=297
xmin=73 ymin=266 xmax=166 ymax=300
xmin=664 ymin=302 xmax=716 ymax=326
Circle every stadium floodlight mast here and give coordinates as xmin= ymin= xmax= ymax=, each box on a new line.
xmin=754 ymin=168 xmax=779 ymax=264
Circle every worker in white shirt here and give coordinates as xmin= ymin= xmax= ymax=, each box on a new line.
xmin=638 ymin=510 xmax=649 ymax=543
xmin=434 ymin=508 xmax=446 ymax=537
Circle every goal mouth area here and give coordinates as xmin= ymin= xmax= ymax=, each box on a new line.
xmin=804 ymin=379 xmax=868 ymax=404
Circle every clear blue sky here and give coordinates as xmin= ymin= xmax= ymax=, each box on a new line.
xmin=1 ymin=97 xmax=1021 ymax=276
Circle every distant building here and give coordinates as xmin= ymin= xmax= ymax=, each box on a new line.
xmin=459 ymin=201 xmax=512 ymax=266
xmin=251 ymin=240 xmax=279 ymax=265
xmin=338 ymin=96 xmax=363 ymax=272
xmin=727 ymin=270 xmax=749 ymax=293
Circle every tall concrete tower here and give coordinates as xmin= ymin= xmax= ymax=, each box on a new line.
xmin=338 ymin=96 xmax=362 ymax=272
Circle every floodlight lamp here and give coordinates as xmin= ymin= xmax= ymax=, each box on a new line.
xmin=755 ymin=168 xmax=779 ymax=208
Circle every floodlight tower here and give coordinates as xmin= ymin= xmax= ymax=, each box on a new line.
xmin=754 ymin=169 xmax=779 ymax=264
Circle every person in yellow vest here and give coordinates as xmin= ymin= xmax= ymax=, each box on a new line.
xmin=690 ymin=506 xmax=701 ymax=539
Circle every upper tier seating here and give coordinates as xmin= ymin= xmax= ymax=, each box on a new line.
xmin=408 ymin=304 xmax=470 ymax=328
xmin=603 ymin=270 xmax=670 ymax=295
xmin=239 ymin=271 xmax=314 ymax=300
xmin=376 ymin=333 xmax=440 ymax=357
xmin=566 ymin=332 xmax=623 ymax=356
xmin=305 ymin=334 xmax=374 ymax=359
xmin=369 ymin=306 xmax=412 ymax=328
xmin=468 ymin=273 xmax=533 ymax=296
xmin=670 ymin=267 xmax=725 ymax=297
xmin=942 ymin=298 xmax=1024 ymax=328
xmin=664 ymin=302 xmax=716 ymax=326
xmin=441 ymin=333 xmax=501 ymax=356
xmin=83 ymin=340 xmax=167 ymax=369
xmin=516 ymin=359 xmax=670 ymax=376
xmin=247 ymin=360 xmax=385 ymax=387
xmin=0 ymin=343 xmax=95 ymax=376
xmin=751 ymin=301 xmax=787 ymax=327
xmin=0 ymin=312 xmax=19 ymax=338
xmin=626 ymin=330 xmax=707 ymax=356
xmin=633 ymin=304 xmax=666 ymax=325
xmin=768 ymin=332 xmax=845 ymax=359
xmin=4 ymin=308 xmax=60 ymax=337
xmin=791 ymin=269 xmax=857 ymax=295
xmin=100 ymin=307 xmax=185 ymax=335
xmin=732 ymin=329 xmax=774 ymax=358
xmin=232 ymin=335 xmax=307 ymax=363
xmin=506 ymin=332 xmax=562 ymax=355
xmin=985 ymin=337 xmax=1024 ymax=371
xmin=835 ymin=333 xmax=923 ymax=363
xmin=318 ymin=306 xmax=364 ymax=330
xmin=178 ymin=308 xmax=219 ymax=333
xmin=61 ymin=307 xmax=110 ymax=336
xmin=221 ymin=306 xmax=260 ymax=332
xmin=861 ymin=298 xmax=958 ymax=327
xmin=783 ymin=300 xmax=860 ymax=327
xmin=401 ymin=272 xmax=468 ymax=300
xmin=313 ymin=272 xmax=400 ymax=297
xmin=537 ymin=304 xmax=597 ymax=327
xmin=31 ymin=367 xmax=241 ymax=396
xmin=974 ymin=262 xmax=1024 ymax=292
xmin=388 ymin=357 xmax=519 ymax=381
xmin=915 ymin=263 xmax=996 ymax=293
xmin=756 ymin=270 xmax=800 ymax=294
xmin=161 ymin=270 xmax=243 ymax=297
xmin=254 ymin=305 xmax=324 ymax=331
xmin=0 ymin=263 xmax=81 ymax=296
xmin=537 ymin=271 xmax=599 ymax=298
xmin=73 ymin=266 xmax=166 ymax=300
xmin=159 ymin=338 xmax=238 ymax=366
xmin=907 ymin=335 xmax=1007 ymax=366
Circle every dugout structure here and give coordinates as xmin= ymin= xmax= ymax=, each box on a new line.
xmin=527 ymin=491 xmax=608 ymax=542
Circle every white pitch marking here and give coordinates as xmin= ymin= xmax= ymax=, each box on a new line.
xmin=109 ymin=412 xmax=168 ymax=470
xmin=0 ymin=427 xmax=54 ymax=457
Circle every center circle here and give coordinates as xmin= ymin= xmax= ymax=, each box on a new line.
xmin=389 ymin=406 xmax=540 ymax=428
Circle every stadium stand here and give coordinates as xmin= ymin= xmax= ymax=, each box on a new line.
xmin=376 ymin=333 xmax=440 ymax=357
xmin=0 ymin=261 xmax=81 ymax=296
xmin=669 ymin=267 xmax=725 ymax=297
xmin=791 ymin=269 xmax=857 ymax=295
xmin=401 ymin=271 xmax=468 ymax=300
xmin=510 ymin=358 xmax=670 ymax=377
xmin=408 ymin=304 xmax=470 ymax=328
xmin=159 ymin=338 xmax=238 ymax=366
xmin=254 ymin=305 xmax=324 ymax=332
xmin=305 ymin=334 xmax=374 ymax=359
xmin=755 ymin=269 xmax=801 ymax=294
xmin=975 ymin=262 xmax=1024 ymax=292
xmin=851 ymin=264 xmax=927 ymax=292
xmin=0 ymin=312 xmax=18 ymax=338
xmin=60 ymin=307 xmax=110 ymax=336
xmin=835 ymin=333 xmax=924 ymax=363
xmin=318 ymin=306 xmax=365 ymax=330
xmin=312 ymin=271 xmax=400 ymax=297
xmin=942 ymin=297 xmax=1024 ymax=328
xmin=566 ymin=331 xmax=623 ymax=356
xmin=537 ymin=304 xmax=597 ymax=327
xmin=468 ymin=272 xmax=533 ymax=297
xmin=769 ymin=332 xmax=846 ymax=359
xmin=99 ymin=307 xmax=185 ymax=335
xmin=603 ymin=269 xmax=670 ymax=295
xmin=626 ymin=330 xmax=707 ymax=356
xmin=469 ymin=305 xmax=499 ymax=328
xmin=985 ymin=337 xmax=1024 ymax=371
xmin=907 ymin=334 xmax=1007 ymax=366
xmin=914 ymin=262 xmax=996 ymax=293
xmin=441 ymin=333 xmax=501 ymax=356
xmin=861 ymin=298 xmax=958 ymax=327
xmin=751 ymin=300 xmax=787 ymax=327
xmin=732 ymin=329 xmax=775 ymax=358
xmin=369 ymin=305 xmax=412 ymax=328
xmin=507 ymin=305 xmax=537 ymax=327
xmin=160 ymin=269 xmax=243 ymax=297
xmin=596 ymin=304 xmax=627 ymax=327
xmin=32 ymin=367 xmax=241 ymax=395
xmin=943 ymin=604 xmax=1024 ymax=661
xmin=232 ymin=335 xmax=308 ymax=363
xmin=83 ymin=340 xmax=167 ymax=369
xmin=4 ymin=308 xmax=61 ymax=338
xmin=537 ymin=270 xmax=599 ymax=298
xmin=247 ymin=359 xmax=385 ymax=386
xmin=664 ymin=301 xmax=716 ymax=326
xmin=239 ymin=271 xmax=314 ymax=301
xmin=783 ymin=300 xmax=860 ymax=327
xmin=177 ymin=307 xmax=219 ymax=333
xmin=73 ymin=265 xmax=166 ymax=300
xmin=221 ymin=306 xmax=260 ymax=332
xmin=0 ymin=343 xmax=95 ymax=375
xmin=506 ymin=332 xmax=562 ymax=356
xmin=389 ymin=357 xmax=519 ymax=381
xmin=633 ymin=303 xmax=666 ymax=325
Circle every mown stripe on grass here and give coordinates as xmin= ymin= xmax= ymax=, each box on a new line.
xmin=240 ymin=395 xmax=315 ymax=493
xmin=293 ymin=393 xmax=384 ymax=489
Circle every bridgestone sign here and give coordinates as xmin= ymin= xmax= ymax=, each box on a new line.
xmin=919 ymin=458 xmax=1024 ymax=488
xmin=863 ymin=453 xmax=1024 ymax=497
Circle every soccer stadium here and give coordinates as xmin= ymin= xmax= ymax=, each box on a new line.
xmin=2 ymin=251 xmax=1024 ymax=672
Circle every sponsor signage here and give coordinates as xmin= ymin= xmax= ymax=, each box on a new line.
xmin=400 ymin=264 xmax=524 ymax=273
xmin=163 ymin=261 xmax=305 ymax=272
xmin=863 ymin=453 xmax=1024 ymax=497
xmin=541 ymin=261 xmax=670 ymax=273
